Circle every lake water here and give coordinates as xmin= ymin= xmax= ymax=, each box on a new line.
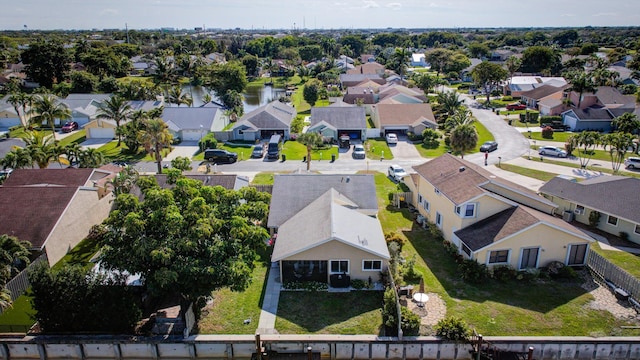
xmin=184 ymin=85 xmax=285 ymax=113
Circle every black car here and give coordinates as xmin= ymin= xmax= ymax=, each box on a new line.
xmin=204 ymin=149 xmax=238 ymax=163
xmin=479 ymin=141 xmax=498 ymax=153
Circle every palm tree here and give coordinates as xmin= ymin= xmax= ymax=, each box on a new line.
xmin=444 ymin=108 xmax=474 ymax=132
xmin=23 ymin=130 xmax=57 ymax=169
xmin=573 ymin=131 xmax=601 ymax=168
xmin=106 ymin=166 xmax=139 ymax=197
xmin=0 ymin=147 xmax=32 ymax=170
xmin=504 ymin=56 xmax=522 ymax=83
xmin=77 ymin=148 xmax=105 ymax=168
xmin=167 ymin=85 xmax=192 ymax=107
xmin=296 ymin=132 xmax=323 ymax=171
xmin=449 ymin=123 xmax=478 ymax=159
xmin=612 ymin=113 xmax=640 ymax=134
xmin=140 ymin=118 xmax=173 ymax=174
xmin=28 ymin=94 xmax=71 ymax=141
xmin=602 ymin=132 xmax=636 ymax=173
xmin=7 ymin=92 xmax=32 ymax=129
xmin=388 ymin=48 xmax=410 ymax=81
xmin=436 ymin=91 xmax=464 ymax=122
xmin=0 ymin=234 xmax=31 ymax=283
xmin=96 ymin=95 xmax=132 ymax=147
xmin=567 ymin=71 xmax=596 ymax=108
xmin=202 ymin=93 xmax=212 ymax=106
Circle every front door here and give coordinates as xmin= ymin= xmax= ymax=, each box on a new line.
xmin=567 ymin=244 xmax=588 ymax=265
xmin=520 ymin=247 xmax=539 ymax=270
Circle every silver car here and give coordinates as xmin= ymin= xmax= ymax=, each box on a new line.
xmin=538 ymin=146 xmax=567 ymax=158
xmin=352 ymin=144 xmax=366 ymax=159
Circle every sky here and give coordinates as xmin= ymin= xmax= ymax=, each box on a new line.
xmin=1 ymin=0 xmax=640 ymax=31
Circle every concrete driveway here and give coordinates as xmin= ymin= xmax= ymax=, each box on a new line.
xmin=387 ymin=136 xmax=421 ymax=160
xmin=165 ymin=141 xmax=200 ymax=161
xmin=80 ymin=138 xmax=112 ymax=149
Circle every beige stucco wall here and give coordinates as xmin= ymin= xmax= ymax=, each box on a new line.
xmin=84 ymin=119 xmax=116 ymax=130
xmin=473 ymin=223 xmax=591 ymax=269
xmin=546 ymin=195 xmax=640 ymax=245
xmin=481 ymin=183 xmax=556 ymax=214
xmin=44 ymin=188 xmax=114 ymax=266
xmin=281 ymin=239 xmax=388 ymax=282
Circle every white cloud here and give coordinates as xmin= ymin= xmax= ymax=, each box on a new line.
xmin=386 ymin=3 xmax=402 ymax=10
xmin=593 ymin=12 xmax=617 ymax=17
xmin=362 ymin=0 xmax=380 ymax=9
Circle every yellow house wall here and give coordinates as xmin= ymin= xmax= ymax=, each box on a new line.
xmin=282 ymin=240 xmax=388 ymax=281
xmin=44 ymin=189 xmax=114 ymax=266
xmin=481 ymin=183 xmax=556 ymax=214
xmin=473 ymin=223 xmax=590 ymax=269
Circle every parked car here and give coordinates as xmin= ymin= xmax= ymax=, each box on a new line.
xmin=61 ymin=121 xmax=79 ymax=133
xmin=479 ymin=141 xmax=498 ymax=153
xmin=506 ymin=103 xmax=527 ymax=111
xmin=251 ymin=144 xmax=265 ymax=158
xmin=352 ymin=144 xmax=366 ymax=159
xmin=204 ymin=149 xmax=238 ymax=163
xmin=538 ymin=146 xmax=567 ymax=158
xmin=625 ymin=157 xmax=640 ymax=169
xmin=386 ymin=133 xmax=398 ymax=144
xmin=387 ymin=164 xmax=407 ymax=182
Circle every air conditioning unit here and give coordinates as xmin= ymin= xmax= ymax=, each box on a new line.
xmin=574 ymin=208 xmax=584 ymax=215
xmin=563 ymin=211 xmax=575 ymax=222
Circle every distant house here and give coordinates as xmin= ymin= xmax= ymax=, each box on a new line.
xmin=307 ymin=106 xmax=367 ymax=141
xmin=339 ymin=74 xmax=386 ymax=89
xmin=504 ymin=76 xmax=568 ymax=98
xmin=372 ymin=103 xmax=437 ymax=136
xmin=405 ymin=154 xmax=593 ymax=269
xmin=60 ymin=93 xmax=113 ymax=127
xmin=461 ymin=58 xmax=483 ymax=83
xmin=84 ymin=99 xmax=164 ymax=139
xmin=342 ymin=86 xmax=377 ymax=105
xmin=562 ymin=86 xmax=636 ymax=132
xmin=231 ymin=101 xmax=296 ymax=141
xmin=0 ymin=168 xmax=117 ymax=266
xmin=377 ymin=84 xmax=428 ymax=104
xmin=162 ymin=107 xmax=225 ymax=141
xmin=268 ymin=174 xmax=387 ymax=287
xmin=346 ymin=62 xmax=386 ymax=76
xmin=490 ymin=49 xmax=515 ymax=62
xmin=0 ymin=95 xmax=21 ymax=129
xmin=411 ymin=53 xmax=428 ymax=67
xmin=519 ymin=84 xmax=569 ymax=116
xmin=360 ymin=54 xmax=376 ymax=63
xmin=539 ymin=176 xmax=640 ymax=245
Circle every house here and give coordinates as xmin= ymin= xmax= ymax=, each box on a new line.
xmin=342 ymin=86 xmax=377 ymax=105
xmin=339 ymin=74 xmax=386 ymax=89
xmin=0 ymin=95 xmax=21 ymax=129
xmin=360 ymin=54 xmax=376 ymax=63
xmin=406 ymin=154 xmax=593 ymax=270
xmin=162 ymin=107 xmax=224 ymax=141
xmin=562 ymin=86 xmax=636 ymax=132
xmin=60 ymin=93 xmax=113 ymax=127
xmin=504 ymin=76 xmax=567 ymax=98
xmin=411 ymin=53 xmax=428 ymax=67
xmin=378 ymin=84 xmax=428 ymax=104
xmin=519 ymin=84 xmax=569 ymax=115
xmin=268 ymin=174 xmax=387 ymax=286
xmin=490 ymin=49 xmax=515 ymax=62
xmin=461 ymin=58 xmax=483 ymax=83
xmin=307 ymin=106 xmax=367 ymax=141
xmin=334 ymin=55 xmax=355 ymax=71
xmin=84 ymin=99 xmax=164 ymax=139
xmin=539 ymin=176 xmax=640 ymax=245
xmin=132 ymin=174 xmax=249 ymax=201
xmin=0 ymin=168 xmax=117 ymax=266
xmin=231 ymin=101 xmax=296 ymax=141
xmin=346 ymin=62 xmax=386 ymax=76
xmin=372 ymin=103 xmax=437 ymax=136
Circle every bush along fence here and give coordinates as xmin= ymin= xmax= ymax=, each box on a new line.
xmin=587 ymin=249 xmax=640 ymax=309
xmin=4 ymin=254 xmax=48 ymax=303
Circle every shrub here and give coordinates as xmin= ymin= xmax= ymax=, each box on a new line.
xmin=541 ymin=126 xmax=554 ymax=139
xmin=407 ymin=131 xmax=423 ymax=142
xmin=442 ymin=241 xmax=458 ymax=256
xmin=282 ymin=281 xmax=328 ymax=291
xmin=555 ymin=266 xmax=577 ymax=279
xmin=422 ymin=128 xmax=441 ymax=149
xmin=458 ymin=259 xmax=489 ymax=284
xmin=501 ymin=96 xmax=513 ymax=101
xmin=427 ymin=223 xmax=445 ymax=242
xmin=199 ymin=133 xmax=218 ymax=150
xmin=589 ymin=211 xmax=601 ymax=228
xmin=351 ymin=279 xmax=366 ymax=290
xmin=400 ymin=255 xmax=421 ymax=282
xmin=435 ymin=316 xmax=470 ymax=341
xmin=400 ymin=307 xmax=421 ymax=336
xmin=492 ymin=265 xmax=517 ymax=282
xmin=620 ymin=232 xmax=630 ymax=242
xmin=540 ymin=115 xmax=562 ymax=126
xmin=382 ymin=287 xmax=399 ymax=333
xmin=385 ymin=232 xmax=406 ymax=251
xmin=516 ymin=268 xmax=541 ymax=282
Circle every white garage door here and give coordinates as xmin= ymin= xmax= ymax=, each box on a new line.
xmin=88 ymin=128 xmax=115 ymax=139
xmin=181 ymin=130 xmax=202 ymax=141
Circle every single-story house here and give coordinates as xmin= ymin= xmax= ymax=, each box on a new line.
xmin=85 ymin=99 xmax=164 ymax=139
xmin=378 ymin=84 xmax=428 ymax=104
xmin=540 ymin=176 xmax=640 ymax=245
xmin=339 ymin=74 xmax=386 ymax=89
xmin=411 ymin=53 xmax=428 ymax=67
xmin=346 ymin=62 xmax=386 ymax=76
xmin=0 ymin=96 xmax=21 ymax=129
xmin=561 ymin=87 xmax=636 ymax=132
xmin=132 ymin=174 xmax=249 ymax=201
xmin=561 ymin=106 xmax=615 ymax=132
xmin=405 ymin=154 xmax=593 ymax=269
xmin=0 ymin=168 xmax=117 ymax=266
xmin=162 ymin=107 xmax=223 ymax=141
xmin=231 ymin=101 xmax=296 ymax=141
xmin=60 ymin=93 xmax=113 ymax=127
xmin=372 ymin=103 xmax=437 ymax=136
xmin=342 ymin=87 xmax=377 ymax=105
xmin=520 ymin=84 xmax=569 ymax=113
xmin=308 ymin=106 xmax=367 ymax=141
xmin=504 ymin=76 xmax=567 ymax=98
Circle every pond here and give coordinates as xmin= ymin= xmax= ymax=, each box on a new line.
xmin=183 ymin=85 xmax=285 ymax=113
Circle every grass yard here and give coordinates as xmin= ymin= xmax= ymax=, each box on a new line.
xmin=590 ymin=242 xmax=640 ymax=279
xmin=497 ymin=163 xmax=560 ymax=182
xmin=275 ymin=291 xmax=384 ymax=334
xmin=220 ymin=142 xmax=254 ymax=161
xmin=366 ymin=139 xmax=394 ymax=160
xmin=527 ymin=131 xmax=574 ymax=143
xmin=96 ymin=141 xmax=148 ymax=163
xmin=523 ymin=156 xmax=640 ymax=179
xmin=282 ymin=140 xmax=338 ymax=161
xmin=413 ymin=121 xmax=493 ymax=158
xmin=251 ymin=172 xmax=278 ymax=185
xmin=57 ymin=130 xmax=87 ymax=147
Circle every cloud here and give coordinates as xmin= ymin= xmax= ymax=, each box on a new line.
xmin=386 ymin=2 xmax=402 ymax=10
xmin=592 ymin=12 xmax=617 ymax=17
xmin=100 ymin=8 xmax=119 ymax=16
xmin=362 ymin=0 xmax=380 ymax=9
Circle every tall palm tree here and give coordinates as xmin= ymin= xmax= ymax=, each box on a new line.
xmin=23 ymin=130 xmax=57 ymax=169
xmin=436 ymin=91 xmax=464 ymax=122
xmin=96 ymin=95 xmax=132 ymax=147
xmin=602 ymin=132 xmax=636 ymax=173
xmin=106 ymin=166 xmax=139 ymax=197
xmin=388 ymin=48 xmax=410 ymax=81
xmin=573 ymin=131 xmax=601 ymax=169
xmin=567 ymin=71 xmax=596 ymax=108
xmin=167 ymin=85 xmax=192 ymax=107
xmin=504 ymin=56 xmax=522 ymax=83
xmin=444 ymin=108 xmax=474 ymax=132
xmin=296 ymin=132 xmax=323 ymax=171
xmin=140 ymin=118 xmax=173 ymax=174
xmin=0 ymin=147 xmax=32 ymax=170
xmin=7 ymin=92 xmax=32 ymax=129
xmin=77 ymin=148 xmax=105 ymax=168
xmin=449 ymin=123 xmax=478 ymax=159
xmin=28 ymin=94 xmax=71 ymax=141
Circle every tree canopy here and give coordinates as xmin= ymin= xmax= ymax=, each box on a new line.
xmin=470 ymin=61 xmax=508 ymax=104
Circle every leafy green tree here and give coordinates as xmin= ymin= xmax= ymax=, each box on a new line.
xmin=97 ymin=95 xmax=133 ymax=147
xmin=81 ymin=47 xmax=130 ymax=79
xmin=449 ymin=122 xmax=478 ymax=159
xmin=571 ymin=131 xmax=601 ymax=168
xmin=28 ymin=94 xmax=71 ymax=141
xmin=241 ymin=55 xmax=259 ymax=77
xmin=413 ymin=73 xmax=443 ymax=94
xmin=0 ymin=288 xmax=12 ymax=312
xmin=29 ymin=263 xmax=142 ymax=334
xmin=602 ymin=132 xmax=636 ymax=173
xmin=303 ymin=79 xmax=322 ymax=107
xmin=297 ymin=132 xmax=323 ymax=171
xmin=520 ymin=46 xmax=561 ymax=74
xmin=70 ymin=71 xmax=98 ymax=93
xmin=298 ymin=45 xmax=323 ymax=62
xmin=221 ymin=90 xmax=244 ymax=118
xmin=0 ymin=234 xmax=31 ymax=283
xmin=21 ymin=40 xmax=71 ymax=89
xmin=141 ymin=118 xmax=173 ymax=174
xmin=505 ymin=56 xmax=522 ymax=82
xmin=443 ymin=52 xmax=471 ymax=78
xmin=96 ymin=176 xmax=271 ymax=303
xmin=340 ymin=35 xmax=366 ymax=58
xmin=471 ymin=61 xmax=508 ymax=104
xmin=435 ymin=316 xmax=470 ymax=341
xmin=612 ymin=112 xmax=640 ymax=134
xmin=171 ymin=156 xmax=193 ymax=172
xmin=201 ymin=62 xmax=248 ymax=109
xmin=425 ymin=48 xmax=454 ymax=76
xmin=467 ymin=42 xmax=490 ymax=59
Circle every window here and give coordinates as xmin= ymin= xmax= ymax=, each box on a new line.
xmin=455 ymin=203 xmax=476 ymax=218
xmin=489 ymin=250 xmax=509 ymax=264
xmin=574 ymin=205 xmax=585 ymax=215
xmin=520 ymin=248 xmax=539 ymax=270
xmin=363 ymin=260 xmax=382 ymax=271
xmin=423 ymin=200 xmax=430 ymax=212
xmin=418 ymin=194 xmax=423 ymax=204
xmin=330 ymin=260 xmax=349 ymax=274
xmin=607 ymin=215 xmax=619 ymax=226
xmin=635 ymin=224 xmax=640 ymax=235
xmin=435 ymin=212 xmax=442 ymax=228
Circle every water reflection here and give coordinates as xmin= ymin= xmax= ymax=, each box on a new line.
xmin=183 ymin=85 xmax=285 ymax=113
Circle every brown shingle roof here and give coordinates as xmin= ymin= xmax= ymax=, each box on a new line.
xmin=0 ymin=187 xmax=77 ymax=249
xmin=520 ymin=84 xmax=568 ymax=100
xmin=3 ymin=168 xmax=94 ymax=187
xmin=376 ymin=103 xmax=436 ymax=128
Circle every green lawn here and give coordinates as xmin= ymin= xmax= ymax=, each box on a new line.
xmin=527 ymin=131 xmax=574 ymax=143
xmin=96 ymin=141 xmax=148 ymax=162
xmin=366 ymin=139 xmax=394 ymax=160
xmin=413 ymin=121 xmax=493 ymax=158
xmin=498 ymin=163 xmax=560 ymax=182
xmin=523 ymin=157 xmax=640 ymax=179
xmin=590 ymin=242 xmax=640 ymax=279
xmin=57 ymin=130 xmax=87 ymax=147
xmin=251 ymin=172 xmax=280 ymax=185
xmin=282 ymin=140 xmax=338 ymax=161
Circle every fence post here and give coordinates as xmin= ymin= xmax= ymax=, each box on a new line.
xmin=527 ymin=346 xmax=534 ymax=360
xmin=476 ymin=335 xmax=482 ymax=360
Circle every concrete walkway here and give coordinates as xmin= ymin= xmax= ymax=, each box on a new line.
xmin=256 ymin=262 xmax=281 ymax=334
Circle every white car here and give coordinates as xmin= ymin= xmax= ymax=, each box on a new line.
xmin=625 ymin=157 xmax=640 ymax=169
xmin=386 ymin=133 xmax=398 ymax=144
xmin=538 ymin=146 xmax=567 ymax=158
xmin=388 ymin=164 xmax=407 ymax=182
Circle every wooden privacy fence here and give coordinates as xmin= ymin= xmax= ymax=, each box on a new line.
xmin=587 ymin=249 xmax=640 ymax=301
xmin=5 ymin=254 xmax=48 ymax=302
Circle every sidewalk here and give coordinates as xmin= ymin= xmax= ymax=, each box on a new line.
xmin=256 ymin=262 xmax=281 ymax=334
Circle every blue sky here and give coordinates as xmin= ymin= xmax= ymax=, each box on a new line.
xmin=2 ymin=0 xmax=639 ymax=30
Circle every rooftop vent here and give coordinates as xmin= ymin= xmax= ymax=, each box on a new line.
xmin=459 ymin=166 xmax=466 ymax=172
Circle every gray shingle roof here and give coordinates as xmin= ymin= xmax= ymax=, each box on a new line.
xmin=234 ymin=101 xmax=296 ymax=130
xmin=272 ymin=189 xmax=389 ymax=261
xmin=267 ymin=174 xmax=378 ymax=228
xmin=310 ymin=107 xmax=366 ymax=129
xmin=161 ymin=107 xmax=219 ymax=131
xmin=539 ymin=176 xmax=640 ymax=224
xmin=567 ymin=106 xmax=614 ymax=121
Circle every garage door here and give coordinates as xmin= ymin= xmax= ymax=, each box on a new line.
xmin=88 ymin=128 xmax=115 ymax=139
xmin=384 ymin=127 xmax=408 ymax=135
xmin=338 ymin=130 xmax=362 ymax=140
xmin=181 ymin=130 xmax=202 ymax=141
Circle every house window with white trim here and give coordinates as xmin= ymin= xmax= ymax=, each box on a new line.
xmin=455 ymin=203 xmax=476 ymax=218
xmin=488 ymin=250 xmax=509 ymax=264
xmin=362 ymin=260 xmax=382 ymax=271
xmin=330 ymin=260 xmax=349 ymax=274
xmin=607 ymin=215 xmax=619 ymax=226
xmin=435 ymin=212 xmax=443 ymax=228
xmin=423 ymin=199 xmax=430 ymax=212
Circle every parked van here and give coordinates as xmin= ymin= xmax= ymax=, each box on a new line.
xmin=267 ymin=134 xmax=283 ymax=160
